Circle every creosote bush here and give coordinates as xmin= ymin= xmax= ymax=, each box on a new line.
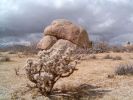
xmin=115 ymin=63 xmax=133 ymax=75
xmin=25 ymin=48 xmax=78 ymax=96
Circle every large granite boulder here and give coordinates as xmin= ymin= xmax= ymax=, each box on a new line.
xmin=44 ymin=19 xmax=90 ymax=48
xmin=37 ymin=19 xmax=91 ymax=50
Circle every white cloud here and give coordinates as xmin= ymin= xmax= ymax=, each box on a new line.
xmin=98 ymin=18 xmax=115 ymax=28
xmin=110 ymin=33 xmax=133 ymax=44
xmin=0 ymin=0 xmax=133 ymax=45
xmin=0 ymin=33 xmax=41 ymax=46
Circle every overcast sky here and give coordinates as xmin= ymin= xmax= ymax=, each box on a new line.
xmin=0 ymin=0 xmax=133 ymax=46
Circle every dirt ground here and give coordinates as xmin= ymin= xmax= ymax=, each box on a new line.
xmin=0 ymin=52 xmax=133 ymax=100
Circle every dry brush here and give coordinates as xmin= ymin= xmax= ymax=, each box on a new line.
xmin=25 ymin=48 xmax=78 ymax=96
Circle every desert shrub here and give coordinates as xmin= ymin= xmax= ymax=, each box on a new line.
xmin=25 ymin=48 xmax=78 ymax=96
xmin=89 ymin=55 xmax=96 ymax=59
xmin=103 ymin=54 xmax=112 ymax=59
xmin=125 ymin=45 xmax=133 ymax=52
xmin=0 ymin=56 xmax=10 ymax=62
xmin=115 ymin=64 xmax=133 ymax=75
xmin=112 ymin=56 xmax=122 ymax=60
xmin=0 ymin=42 xmax=38 ymax=55
xmin=73 ymin=47 xmax=107 ymax=55
xmin=93 ymin=41 xmax=110 ymax=53
xmin=72 ymin=41 xmax=112 ymax=54
xmin=110 ymin=46 xmax=126 ymax=53
xmin=8 ymin=51 xmax=17 ymax=54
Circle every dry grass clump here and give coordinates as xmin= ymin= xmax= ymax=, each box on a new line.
xmin=103 ymin=54 xmax=112 ymax=59
xmin=8 ymin=51 xmax=17 ymax=54
xmin=25 ymin=48 xmax=79 ymax=96
xmin=89 ymin=55 xmax=97 ymax=59
xmin=125 ymin=45 xmax=133 ymax=52
xmin=115 ymin=63 xmax=133 ymax=75
xmin=112 ymin=56 xmax=122 ymax=60
xmin=110 ymin=46 xmax=126 ymax=53
xmin=0 ymin=56 xmax=10 ymax=62
xmin=103 ymin=55 xmax=122 ymax=60
xmin=60 ymin=84 xmax=76 ymax=93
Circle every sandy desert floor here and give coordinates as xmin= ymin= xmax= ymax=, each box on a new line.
xmin=0 ymin=52 xmax=133 ymax=100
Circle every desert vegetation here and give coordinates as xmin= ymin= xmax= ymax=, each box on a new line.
xmin=1 ymin=49 xmax=133 ymax=99
xmin=0 ymin=56 xmax=10 ymax=62
xmin=1 ymin=19 xmax=133 ymax=100
xmin=25 ymin=48 xmax=79 ymax=96
xmin=0 ymin=42 xmax=38 ymax=55
xmin=115 ymin=63 xmax=133 ymax=75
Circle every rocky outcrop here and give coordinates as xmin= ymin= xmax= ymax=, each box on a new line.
xmin=37 ymin=19 xmax=91 ymax=50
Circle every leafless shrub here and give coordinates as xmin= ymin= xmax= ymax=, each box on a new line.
xmin=25 ymin=48 xmax=79 ymax=96
xmin=103 ymin=54 xmax=112 ymax=59
xmin=110 ymin=46 xmax=126 ymax=53
xmin=125 ymin=45 xmax=133 ymax=52
xmin=1 ymin=42 xmax=38 ymax=55
xmin=112 ymin=56 xmax=122 ymax=60
xmin=115 ymin=63 xmax=133 ymax=75
xmin=73 ymin=41 xmax=110 ymax=55
xmin=93 ymin=41 xmax=110 ymax=53
xmin=0 ymin=56 xmax=10 ymax=62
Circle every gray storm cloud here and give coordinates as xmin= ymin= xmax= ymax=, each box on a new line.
xmin=0 ymin=0 xmax=133 ymax=46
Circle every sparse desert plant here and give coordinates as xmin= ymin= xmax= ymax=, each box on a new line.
xmin=89 ymin=55 xmax=96 ymax=59
xmin=103 ymin=54 xmax=112 ymax=59
xmin=25 ymin=48 xmax=78 ymax=96
xmin=0 ymin=56 xmax=10 ymax=62
xmin=112 ymin=56 xmax=122 ymax=60
xmin=115 ymin=63 xmax=133 ymax=75
xmin=8 ymin=51 xmax=17 ymax=54
xmin=125 ymin=45 xmax=133 ymax=52
xmin=111 ymin=46 xmax=126 ymax=53
xmin=93 ymin=41 xmax=110 ymax=53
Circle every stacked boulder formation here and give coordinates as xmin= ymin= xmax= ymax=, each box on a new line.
xmin=37 ymin=19 xmax=91 ymax=51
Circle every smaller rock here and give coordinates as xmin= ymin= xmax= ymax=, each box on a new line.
xmin=50 ymin=39 xmax=77 ymax=55
xmin=37 ymin=36 xmax=57 ymax=50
